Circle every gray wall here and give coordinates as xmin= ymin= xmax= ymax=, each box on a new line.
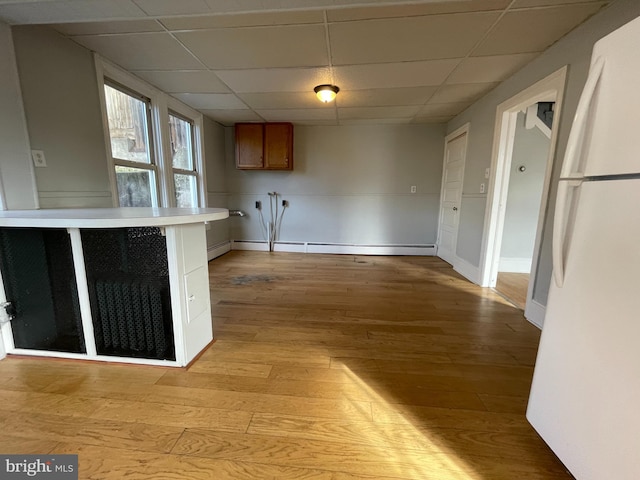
xmin=12 ymin=25 xmax=112 ymax=208
xmin=0 ymin=21 xmax=38 ymax=210
xmin=500 ymin=112 xmax=549 ymax=269
xmin=448 ymin=0 xmax=640 ymax=305
xmin=225 ymin=124 xmax=446 ymax=246
xmin=203 ymin=116 xmax=230 ymax=248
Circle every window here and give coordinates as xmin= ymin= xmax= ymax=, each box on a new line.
xmin=97 ymin=57 xmax=206 ymax=209
xmin=103 ymin=82 xmax=158 ymax=207
xmin=169 ymin=112 xmax=198 ymax=208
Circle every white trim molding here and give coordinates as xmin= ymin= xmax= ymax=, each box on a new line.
xmin=479 ymin=66 xmax=568 ymax=292
xmin=525 ymin=299 xmax=546 ymax=329
xmin=231 ymin=241 xmax=436 ymax=256
xmin=453 ymin=256 xmax=481 ymax=285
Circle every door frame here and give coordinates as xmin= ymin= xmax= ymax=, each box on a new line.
xmin=479 ymin=66 xmax=567 ymax=327
xmin=436 ymin=123 xmax=470 ymax=264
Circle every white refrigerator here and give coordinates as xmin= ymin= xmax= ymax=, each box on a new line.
xmin=527 ymin=15 xmax=640 ymax=480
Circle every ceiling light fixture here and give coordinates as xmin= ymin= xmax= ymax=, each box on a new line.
xmin=314 ymin=84 xmax=340 ymax=103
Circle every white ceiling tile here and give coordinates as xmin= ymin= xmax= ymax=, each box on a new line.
xmin=428 ymin=83 xmax=498 ymax=104
xmin=201 ymin=109 xmax=263 ymax=125
xmin=73 ymin=32 xmax=202 ymax=70
xmin=132 ymin=0 xmax=210 ymax=16
xmin=256 ymin=108 xmax=337 ymax=122
xmin=473 ymin=3 xmax=606 ymax=56
xmin=52 ymin=19 xmax=163 ymax=36
xmin=340 ymin=118 xmax=412 ymax=125
xmin=133 ymin=70 xmax=230 ymax=93
xmin=446 ymin=53 xmax=539 ymax=84
xmin=0 ymin=0 xmax=146 ymax=24
xmin=329 ymin=12 xmax=500 ymax=65
xmin=417 ymin=102 xmax=470 ymax=117
xmin=215 ymin=67 xmax=332 ymax=93
xmin=160 ymin=10 xmax=323 ymax=30
xmin=334 ymin=59 xmax=460 ymax=90
xmin=327 ymin=0 xmax=510 ymax=22
xmin=512 ymin=0 xmax=607 ymax=7
xmin=412 ymin=115 xmax=454 ymax=124
xmin=238 ymin=92 xmax=326 ymax=110
xmin=290 ymin=119 xmax=339 ymax=126
xmin=171 ymin=93 xmax=246 ymax=109
xmin=338 ymin=87 xmax=438 ymax=107
xmin=174 ymin=24 xmax=328 ymax=69
xmin=339 ymin=105 xmax=421 ymax=119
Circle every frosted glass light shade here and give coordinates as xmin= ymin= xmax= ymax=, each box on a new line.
xmin=314 ymin=84 xmax=339 ymax=103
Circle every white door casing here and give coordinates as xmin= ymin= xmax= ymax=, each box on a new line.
xmin=479 ymin=66 xmax=567 ymax=328
xmin=437 ymin=125 xmax=469 ymax=265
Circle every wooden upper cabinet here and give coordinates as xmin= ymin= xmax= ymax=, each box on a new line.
xmin=235 ymin=122 xmax=293 ymax=170
xmin=264 ymin=123 xmax=293 ymax=170
xmin=235 ymin=123 xmax=264 ymax=169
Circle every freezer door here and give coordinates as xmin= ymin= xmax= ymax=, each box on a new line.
xmin=527 ymin=179 xmax=640 ymax=480
xmin=578 ymin=16 xmax=640 ymax=176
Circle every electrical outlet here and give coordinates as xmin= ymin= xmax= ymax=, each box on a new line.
xmin=480 ymin=183 xmax=486 ymax=193
xmin=31 ymin=150 xmax=47 ymax=167
xmin=410 ymin=186 xmax=417 ymax=194
xmin=484 ymin=168 xmax=490 ymax=179
xmin=255 ymin=201 xmax=261 ymax=209
xmin=282 ymin=200 xmax=288 ymax=207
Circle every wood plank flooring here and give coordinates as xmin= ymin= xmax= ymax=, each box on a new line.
xmin=0 ymin=252 xmax=571 ymax=479
xmin=495 ymin=272 xmax=530 ymax=310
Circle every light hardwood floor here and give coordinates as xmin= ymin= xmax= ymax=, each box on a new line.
xmin=0 ymin=252 xmax=571 ymax=479
xmin=495 ymin=272 xmax=530 ymax=310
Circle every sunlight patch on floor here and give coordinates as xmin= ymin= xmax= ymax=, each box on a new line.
xmin=340 ymin=364 xmax=482 ymax=480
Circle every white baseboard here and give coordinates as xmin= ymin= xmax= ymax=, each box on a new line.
xmin=525 ymin=299 xmax=545 ymax=329
xmin=207 ymin=241 xmax=231 ymax=261
xmin=499 ymin=257 xmax=532 ymax=273
xmin=453 ymin=256 xmax=481 ymax=285
xmin=230 ymin=240 xmax=269 ymax=252
xmin=231 ymin=241 xmax=436 ymax=256
xmin=276 ymin=242 xmax=436 ymax=256
xmin=273 ymin=242 xmax=307 ymax=253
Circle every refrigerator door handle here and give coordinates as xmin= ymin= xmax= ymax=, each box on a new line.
xmin=560 ymin=56 xmax=605 ymax=179
xmin=553 ymin=57 xmax=604 ymax=288
xmin=553 ymin=180 xmax=572 ymax=287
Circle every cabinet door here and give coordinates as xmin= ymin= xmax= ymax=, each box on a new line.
xmin=235 ymin=123 xmax=264 ymax=169
xmin=265 ymin=123 xmax=293 ymax=170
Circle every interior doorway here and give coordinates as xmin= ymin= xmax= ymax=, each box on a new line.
xmin=479 ymin=67 xmax=567 ymax=327
xmin=495 ymin=104 xmax=553 ymax=309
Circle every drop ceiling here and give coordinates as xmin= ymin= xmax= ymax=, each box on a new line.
xmin=0 ymin=0 xmax=610 ymax=126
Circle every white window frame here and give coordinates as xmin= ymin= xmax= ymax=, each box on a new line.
xmin=95 ymin=55 xmax=207 ymax=208
xmin=166 ymin=98 xmax=206 ymax=209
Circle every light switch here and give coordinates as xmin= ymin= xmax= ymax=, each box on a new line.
xmin=484 ymin=168 xmax=490 ymax=179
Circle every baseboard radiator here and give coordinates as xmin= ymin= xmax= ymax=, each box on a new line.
xmin=94 ymin=275 xmax=174 ymax=360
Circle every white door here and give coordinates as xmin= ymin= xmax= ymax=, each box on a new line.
xmin=437 ymin=128 xmax=468 ymax=265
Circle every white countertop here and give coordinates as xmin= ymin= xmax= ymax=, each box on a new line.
xmin=0 ymin=207 xmax=229 ymax=228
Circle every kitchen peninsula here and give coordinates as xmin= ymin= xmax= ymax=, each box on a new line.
xmin=0 ymin=207 xmax=228 ymax=367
